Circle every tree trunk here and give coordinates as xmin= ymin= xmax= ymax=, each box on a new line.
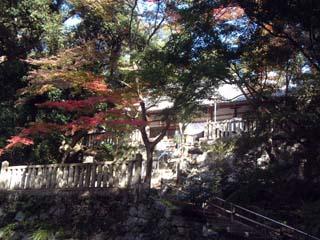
xmin=139 ymin=100 xmax=171 ymax=188
xmin=144 ymin=145 xmax=154 ymax=188
xmin=61 ymin=131 xmax=85 ymax=163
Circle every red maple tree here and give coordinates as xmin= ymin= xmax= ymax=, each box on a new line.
xmin=0 ymin=45 xmax=147 ymax=160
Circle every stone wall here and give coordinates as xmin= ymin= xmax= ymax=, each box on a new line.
xmin=0 ymin=190 xmax=216 ymax=240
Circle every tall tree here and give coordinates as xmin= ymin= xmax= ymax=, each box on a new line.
xmin=0 ymin=0 xmax=65 ymax=59
xmin=62 ymin=0 xmax=173 ymax=186
xmin=232 ymin=0 xmax=320 ymax=72
xmin=0 ymin=0 xmax=66 ymax=152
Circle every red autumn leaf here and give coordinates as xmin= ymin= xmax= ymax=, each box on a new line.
xmin=64 ymin=113 xmax=107 ymax=134
xmin=5 ymin=136 xmax=34 ymax=150
xmin=21 ymin=123 xmax=63 ymax=136
xmin=36 ymin=96 xmax=109 ymax=112
xmin=63 ymin=111 xmax=147 ymax=135
xmin=0 ymin=45 xmax=150 ymax=158
xmin=36 ymin=95 xmax=124 ymax=112
xmin=84 ymin=80 xmax=111 ymax=94
xmin=212 ymin=6 xmax=244 ymax=21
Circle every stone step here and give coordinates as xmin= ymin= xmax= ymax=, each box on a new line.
xmin=166 ymin=201 xmax=271 ymax=239
xmin=205 ymin=211 xmax=276 ymax=239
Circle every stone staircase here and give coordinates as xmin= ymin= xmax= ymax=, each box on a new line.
xmin=156 ymin=154 xmax=320 ymax=240
xmin=164 ymin=197 xmax=269 ymax=240
xmin=159 ymin=178 xmax=319 ymax=240
xmin=161 ymin=186 xmax=320 ymax=240
xmin=203 ymin=208 xmax=268 ymax=239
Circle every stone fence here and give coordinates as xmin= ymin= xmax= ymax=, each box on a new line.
xmin=0 ymin=154 xmax=143 ymax=191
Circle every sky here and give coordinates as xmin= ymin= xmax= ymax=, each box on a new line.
xmin=64 ymin=15 xmax=82 ymax=29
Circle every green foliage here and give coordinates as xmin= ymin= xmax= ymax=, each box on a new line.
xmin=96 ymin=139 xmax=138 ymax=162
xmin=0 ymin=103 xmax=17 ymax=147
xmin=235 ymin=0 xmax=320 ymax=71
xmin=31 ymin=228 xmax=55 ymax=240
xmin=43 ymin=13 xmax=65 ymax=55
xmin=0 ymin=223 xmax=17 ymax=240
xmin=32 ymin=134 xmax=63 ymax=164
xmin=96 ymin=142 xmax=115 ymax=161
xmin=0 ymin=60 xmax=29 ymax=102
xmin=47 ymin=88 xmax=63 ymax=101
xmin=0 ymin=0 xmax=63 ymax=59
xmin=138 ymin=39 xmax=228 ymax=109
xmin=201 ymin=138 xmax=236 ymax=156
xmin=0 ymin=0 xmax=66 ymax=163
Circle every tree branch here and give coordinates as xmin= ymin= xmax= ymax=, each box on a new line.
xmin=128 ymin=0 xmax=138 ymax=50
xmin=259 ymin=23 xmax=320 ymax=72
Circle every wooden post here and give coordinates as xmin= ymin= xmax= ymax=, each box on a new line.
xmin=96 ymin=164 xmax=103 ymax=187
xmin=52 ymin=166 xmax=58 ymax=188
xmin=46 ymin=167 xmax=52 ymax=189
xmin=73 ymin=166 xmax=79 ymax=188
xmin=63 ymin=166 xmax=69 ymax=188
xmin=8 ymin=169 xmax=14 ymax=190
xmin=41 ymin=167 xmax=47 ymax=189
xmin=79 ymin=166 xmax=84 ymax=188
xmin=230 ymin=203 xmax=235 ymax=222
xmin=31 ymin=167 xmax=37 ymax=189
xmin=107 ymin=164 xmax=114 ymax=187
xmin=20 ymin=168 xmax=27 ymax=189
xmin=84 ymin=164 xmax=91 ymax=188
xmin=90 ymin=164 xmax=96 ymax=187
xmin=56 ymin=166 xmax=64 ymax=188
xmin=176 ymin=160 xmax=181 ymax=185
xmin=36 ymin=167 xmax=43 ymax=189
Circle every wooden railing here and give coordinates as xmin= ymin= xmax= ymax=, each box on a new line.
xmin=84 ymin=132 xmax=117 ymax=147
xmin=0 ymin=154 xmax=143 ymax=191
xmin=206 ymin=118 xmax=255 ymax=140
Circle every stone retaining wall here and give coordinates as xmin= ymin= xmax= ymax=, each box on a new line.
xmin=0 ymin=190 xmax=219 ymax=240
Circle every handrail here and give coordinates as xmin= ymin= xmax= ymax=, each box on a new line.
xmin=215 ymin=197 xmax=283 ymax=224
xmin=162 ymin=183 xmax=320 ymax=240
xmin=211 ymin=197 xmax=320 ymax=240
xmin=234 ymin=212 xmax=279 ymax=232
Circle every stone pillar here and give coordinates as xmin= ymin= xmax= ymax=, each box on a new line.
xmin=126 ymin=159 xmax=135 ymax=189
xmin=212 ymin=122 xmax=217 ymax=141
xmin=132 ymin=153 xmax=142 ymax=186
xmin=133 ymin=153 xmax=143 ymax=202
xmin=1 ymin=161 xmax=9 ymax=173
xmin=208 ymin=121 xmax=212 ymax=139
xmin=205 ymin=122 xmax=209 ymax=140
xmin=0 ymin=161 xmax=9 ymax=189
